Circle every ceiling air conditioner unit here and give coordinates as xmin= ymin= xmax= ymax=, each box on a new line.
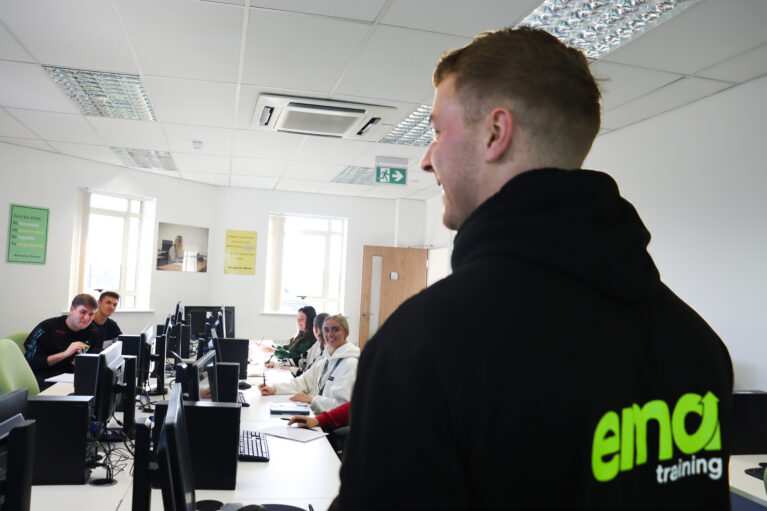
xmin=252 ymin=94 xmax=395 ymax=141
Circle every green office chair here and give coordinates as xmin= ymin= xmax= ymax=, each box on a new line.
xmin=0 ymin=338 xmax=40 ymax=396
xmin=5 ymin=332 xmax=29 ymax=355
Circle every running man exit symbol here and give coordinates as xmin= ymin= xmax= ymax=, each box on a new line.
xmin=376 ymin=166 xmax=407 ymax=185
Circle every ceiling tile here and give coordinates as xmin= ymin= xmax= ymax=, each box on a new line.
xmin=0 ymin=0 xmax=137 ymax=72
xmin=183 ymin=172 xmax=230 ymax=186
xmin=291 ymin=136 xmax=370 ymax=165
xmin=144 ymin=76 xmax=237 ymax=128
xmin=164 ymin=124 xmax=233 ymax=155
xmin=283 ymin=161 xmax=346 ymax=181
xmin=335 ymin=25 xmax=469 ymax=103
xmin=318 ymin=182 xmax=372 ymax=196
xmin=352 ymin=141 xmax=428 ymax=168
xmin=590 ymin=61 xmax=682 ymax=110
xmin=7 ymin=109 xmax=102 ymax=144
xmin=0 ymin=22 xmax=33 ymax=62
xmin=0 ymin=61 xmax=79 ymax=113
xmin=233 ymin=130 xmax=304 ymax=159
xmin=0 ymin=137 xmax=54 ymax=152
xmin=242 ymin=10 xmax=371 ymax=92
xmin=116 ymin=0 xmax=243 ymax=82
xmin=274 ymin=178 xmax=325 ymax=193
xmin=48 ymin=141 xmax=123 ymax=166
xmin=0 ymin=108 xmax=37 ymax=138
xmin=232 ymin=156 xmax=286 ymax=177
xmin=406 ymin=187 xmax=442 ymax=200
xmin=382 ymin=0 xmax=540 ymax=37
xmin=87 ymin=117 xmax=168 ymax=150
xmin=696 ymin=43 xmax=767 ymax=84
xmin=230 ymin=174 xmax=278 ymax=189
xmin=173 ymin=153 xmax=230 ymax=174
xmin=601 ymin=0 xmax=767 ymax=75
xmin=602 ymin=77 xmax=734 ymax=130
xmin=250 ymin=1 xmax=387 ymax=22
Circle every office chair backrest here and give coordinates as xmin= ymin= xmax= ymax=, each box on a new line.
xmin=5 ymin=332 xmax=29 ymax=355
xmin=0 ymin=338 xmax=40 ymax=396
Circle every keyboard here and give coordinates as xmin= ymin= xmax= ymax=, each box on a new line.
xmin=239 ymin=430 xmax=270 ymax=462
xmin=237 ymin=391 xmax=250 ymax=407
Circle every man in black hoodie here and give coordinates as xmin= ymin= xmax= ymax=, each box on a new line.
xmin=333 ymin=28 xmax=733 ymax=510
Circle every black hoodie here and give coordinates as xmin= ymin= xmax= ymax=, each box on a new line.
xmin=336 ymin=168 xmax=733 ymax=510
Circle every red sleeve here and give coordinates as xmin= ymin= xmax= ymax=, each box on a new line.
xmin=316 ymin=401 xmax=350 ymax=429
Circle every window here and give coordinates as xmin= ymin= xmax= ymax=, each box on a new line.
xmin=264 ymin=214 xmax=347 ymax=314
xmin=76 ymin=190 xmax=156 ymax=309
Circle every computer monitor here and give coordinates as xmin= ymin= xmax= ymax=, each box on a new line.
xmin=173 ymin=301 xmax=184 ymax=325
xmin=184 ymin=305 xmax=232 ymax=340
xmin=0 ymin=389 xmax=35 ymax=511
xmin=119 ymin=323 xmax=155 ymax=392
xmin=74 ymin=341 xmax=127 ymax=440
xmin=214 ymin=338 xmax=249 ymax=379
xmin=223 ymin=306 xmax=235 ymax=338
xmin=176 ymin=349 xmax=216 ymax=401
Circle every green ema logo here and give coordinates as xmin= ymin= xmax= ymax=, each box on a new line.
xmin=592 ymin=392 xmax=722 ymax=483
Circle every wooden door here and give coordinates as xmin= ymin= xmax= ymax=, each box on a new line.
xmin=358 ymin=245 xmax=428 ymax=350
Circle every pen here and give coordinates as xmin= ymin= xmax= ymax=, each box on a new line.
xmin=262 ymin=373 xmax=266 ymax=386
xmin=280 ymin=417 xmax=306 ymax=423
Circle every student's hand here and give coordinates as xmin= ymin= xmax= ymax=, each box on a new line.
xmin=290 ymin=392 xmax=312 ymax=403
xmin=288 ymin=415 xmax=319 ymax=428
xmin=259 ymin=385 xmax=276 ymax=396
xmin=279 ymin=365 xmax=292 ymax=371
xmin=200 ymin=388 xmax=211 ymax=399
xmin=264 ymin=361 xmax=275 ymax=368
xmin=258 ymin=346 xmax=276 ymax=354
xmin=67 ymin=341 xmax=88 ymax=356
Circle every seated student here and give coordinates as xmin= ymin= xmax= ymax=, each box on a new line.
xmin=259 ymin=315 xmax=359 ymax=414
xmin=297 ymin=312 xmax=329 ymax=375
xmin=24 ymin=293 xmax=101 ymax=388
xmin=264 ymin=306 xmax=317 ymax=369
xmin=92 ymin=290 xmax=122 ymax=344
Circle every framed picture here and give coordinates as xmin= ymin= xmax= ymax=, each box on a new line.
xmin=157 ymin=222 xmax=209 ymax=273
xmin=7 ymin=204 xmax=49 ymax=264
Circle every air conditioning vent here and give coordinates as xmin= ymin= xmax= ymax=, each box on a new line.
xmin=252 ymin=94 xmax=395 ymax=141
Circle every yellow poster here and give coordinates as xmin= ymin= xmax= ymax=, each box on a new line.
xmin=224 ymin=230 xmax=257 ymax=275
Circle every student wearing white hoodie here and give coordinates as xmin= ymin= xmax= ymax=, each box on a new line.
xmin=259 ymin=315 xmax=359 ymax=414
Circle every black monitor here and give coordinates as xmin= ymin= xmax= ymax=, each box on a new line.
xmin=74 ymin=340 xmax=126 ymax=428
xmin=214 ymin=338 xmax=249 ymax=379
xmin=176 ymin=349 xmax=216 ymax=402
xmin=184 ymin=306 xmax=232 ymax=340
xmin=0 ymin=389 xmax=35 ymax=511
xmin=119 ymin=323 xmax=155 ymax=392
xmin=173 ymin=301 xmax=184 ymax=326
xmin=223 ymin=306 xmax=235 ymax=338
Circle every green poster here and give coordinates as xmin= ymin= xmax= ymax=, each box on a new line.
xmin=7 ymin=204 xmax=49 ymax=264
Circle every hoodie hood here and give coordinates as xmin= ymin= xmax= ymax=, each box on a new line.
xmin=329 ymin=341 xmax=361 ymax=360
xmin=451 ymin=168 xmax=660 ymax=302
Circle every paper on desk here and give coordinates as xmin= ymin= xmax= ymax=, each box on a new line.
xmin=45 ymin=373 xmax=74 ymax=383
xmin=259 ymin=424 xmax=328 ymax=442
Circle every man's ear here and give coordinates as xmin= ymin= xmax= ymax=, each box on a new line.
xmin=484 ymin=107 xmax=513 ymax=163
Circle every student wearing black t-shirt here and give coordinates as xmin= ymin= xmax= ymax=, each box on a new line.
xmin=24 ymin=293 xmax=101 ymax=388
xmin=92 ymin=290 xmax=122 ymax=343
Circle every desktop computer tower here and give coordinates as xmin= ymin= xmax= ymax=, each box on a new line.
xmin=154 ymin=400 xmax=240 ymax=490
xmin=26 ymin=395 xmax=95 ymax=484
xmin=114 ymin=355 xmax=137 ymax=438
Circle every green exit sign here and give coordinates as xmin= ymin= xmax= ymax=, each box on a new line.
xmin=376 ymin=166 xmax=407 ymax=185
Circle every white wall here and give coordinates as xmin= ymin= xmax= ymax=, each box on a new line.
xmin=585 ymin=74 xmax=767 ymax=390
xmin=0 ymin=142 xmax=425 ymax=346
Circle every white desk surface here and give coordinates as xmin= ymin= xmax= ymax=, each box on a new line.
xmin=731 ymin=455 xmax=767 ymax=507
xmin=32 ymin=344 xmax=341 ymax=511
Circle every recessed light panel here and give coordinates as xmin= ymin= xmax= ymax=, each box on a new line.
xmin=517 ymin=0 xmax=700 ymax=60
xmin=332 ymin=166 xmax=375 ymax=185
xmin=379 ymin=105 xmax=433 ymax=147
xmin=44 ymin=66 xmax=157 ymax=121
xmin=112 ymin=147 xmax=176 ymax=171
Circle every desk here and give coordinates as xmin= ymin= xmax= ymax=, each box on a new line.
xmin=732 ymin=455 xmax=767 ymax=510
xmin=31 ymin=352 xmax=341 ymax=511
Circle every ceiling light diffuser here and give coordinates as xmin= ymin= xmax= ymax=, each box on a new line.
xmin=44 ymin=66 xmax=157 ymax=121
xmin=517 ymin=0 xmax=700 ymax=60
xmin=111 ymin=147 xmax=176 ymax=171
xmin=379 ymin=105 xmax=433 ymax=147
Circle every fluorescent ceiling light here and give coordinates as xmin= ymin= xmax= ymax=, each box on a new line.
xmin=332 ymin=166 xmax=375 ymax=185
xmin=380 ymin=105 xmax=433 ymax=147
xmin=44 ymin=66 xmax=157 ymax=121
xmin=517 ymin=0 xmax=700 ymax=60
xmin=112 ymin=147 xmax=176 ymax=171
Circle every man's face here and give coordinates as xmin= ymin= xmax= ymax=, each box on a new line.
xmin=420 ymin=74 xmax=484 ymax=230
xmin=99 ymin=296 xmax=118 ymax=317
xmin=68 ymin=305 xmax=96 ymax=331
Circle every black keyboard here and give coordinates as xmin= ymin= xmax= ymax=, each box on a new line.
xmin=745 ymin=462 xmax=767 ymax=480
xmin=237 ymin=391 xmax=250 ymax=407
xmin=239 ymin=430 xmax=269 ymax=462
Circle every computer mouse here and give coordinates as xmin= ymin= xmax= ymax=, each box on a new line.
xmin=196 ymin=500 xmax=225 ymax=511
xmin=238 ymin=381 xmax=252 ymax=390
xmin=236 ymin=505 xmax=268 ymax=511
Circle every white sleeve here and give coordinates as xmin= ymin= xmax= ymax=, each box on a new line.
xmin=273 ymin=362 xmax=320 ymax=395
xmin=310 ymin=358 xmax=358 ymax=414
